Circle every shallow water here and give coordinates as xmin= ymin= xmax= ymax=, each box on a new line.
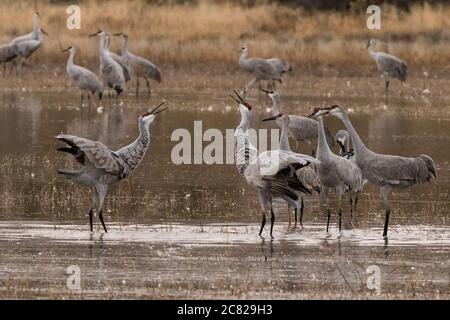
xmin=0 ymin=78 xmax=449 ymax=298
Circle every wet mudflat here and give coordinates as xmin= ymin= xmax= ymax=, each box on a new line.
xmin=0 ymin=74 xmax=449 ymax=298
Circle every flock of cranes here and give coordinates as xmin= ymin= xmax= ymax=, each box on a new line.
xmin=0 ymin=13 xmax=437 ymax=239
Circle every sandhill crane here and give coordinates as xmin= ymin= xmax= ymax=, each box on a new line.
xmin=104 ymin=34 xmax=131 ymax=83
xmin=266 ymin=58 xmax=292 ymax=76
xmin=89 ymin=30 xmax=126 ymax=97
xmin=262 ymin=113 xmax=321 ymax=227
xmin=239 ymin=46 xmax=282 ymax=98
xmin=322 ymin=104 xmax=436 ymax=237
xmin=113 ymin=32 xmax=161 ymax=97
xmin=10 ymin=12 xmax=41 ymax=45
xmin=230 ymin=90 xmax=318 ymax=237
xmin=262 ymin=89 xmax=334 ymax=154
xmin=335 ymin=130 xmax=354 ymax=159
xmin=56 ymin=102 xmax=167 ymax=232
xmin=11 ymin=28 xmax=48 ymax=72
xmin=62 ymin=46 xmax=102 ymax=105
xmin=367 ymin=39 xmax=408 ymax=105
xmin=308 ymin=107 xmax=363 ymax=233
xmin=0 ymin=42 xmax=18 ymax=75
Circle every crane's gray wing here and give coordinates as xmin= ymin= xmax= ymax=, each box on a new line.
xmin=101 ymin=58 xmax=125 ymax=87
xmin=109 ymin=52 xmax=131 ymax=82
xmin=56 ymin=134 xmax=123 ymax=176
xmin=71 ymin=66 xmax=101 ymax=91
xmin=17 ymin=40 xmax=41 ymax=58
xmin=334 ymin=157 xmax=363 ymax=191
xmin=255 ymin=150 xmax=319 ymax=177
xmin=365 ymin=153 xmax=435 ymax=187
xmin=375 ymin=52 xmax=408 ymax=81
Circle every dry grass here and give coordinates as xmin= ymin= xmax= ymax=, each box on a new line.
xmin=0 ymin=0 xmax=450 ymax=75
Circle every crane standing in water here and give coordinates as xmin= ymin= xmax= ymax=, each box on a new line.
xmin=262 ymin=112 xmax=321 ymax=227
xmin=62 ymin=46 xmax=102 ymax=105
xmin=309 ymin=107 xmax=363 ymax=233
xmin=320 ymin=104 xmax=436 ymax=237
xmin=231 ymin=90 xmax=318 ymax=237
xmin=56 ymin=102 xmax=167 ymax=233
xmin=113 ymin=32 xmax=161 ymax=97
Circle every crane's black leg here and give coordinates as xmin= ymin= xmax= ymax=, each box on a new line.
xmin=300 ymin=197 xmax=304 ymax=227
xmin=270 ymin=208 xmax=275 ymax=238
xmin=385 ymin=80 xmax=390 ymax=105
xmin=259 ymin=212 xmax=266 ymax=236
xmin=89 ymin=208 xmax=93 ymax=232
xmin=145 ymin=78 xmax=151 ymax=97
xmin=383 ymin=208 xmax=390 ymax=238
xmin=294 ymin=208 xmax=298 ymax=227
xmin=98 ymin=209 xmax=108 ymax=233
xmin=136 ymin=77 xmax=140 ymax=98
xmin=349 ymin=195 xmax=353 ymax=218
xmin=326 ymin=208 xmax=331 ymax=233
xmin=354 ymin=194 xmax=359 ymax=216
xmin=338 ymin=208 xmax=342 ymax=232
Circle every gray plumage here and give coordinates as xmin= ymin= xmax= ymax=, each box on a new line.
xmin=266 ymin=58 xmax=292 ymax=75
xmin=10 ymin=12 xmax=41 ymax=45
xmin=231 ymin=91 xmax=318 ymax=237
xmin=263 ymin=112 xmax=321 ymax=227
xmin=90 ymin=30 xmax=126 ymax=96
xmin=309 ymin=108 xmax=363 ymax=233
xmin=335 ymin=129 xmax=353 ymax=159
xmin=239 ymin=46 xmax=282 ymax=97
xmin=56 ymin=103 xmax=167 ymax=232
xmin=367 ymin=38 xmax=408 ymax=104
xmin=114 ymin=33 xmax=161 ymax=97
xmin=104 ymin=34 xmax=131 ymax=83
xmin=63 ymin=46 xmax=102 ymax=103
xmin=264 ymin=90 xmax=333 ymax=154
xmin=0 ymin=42 xmax=18 ymax=73
xmin=325 ymin=104 xmax=436 ymax=237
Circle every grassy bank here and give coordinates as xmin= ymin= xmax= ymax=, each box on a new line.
xmin=0 ymin=1 xmax=450 ymax=76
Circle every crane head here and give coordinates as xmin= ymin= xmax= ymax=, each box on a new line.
xmin=140 ymin=101 xmax=168 ymax=125
xmin=262 ymin=113 xmax=287 ymax=123
xmin=240 ymin=46 xmax=248 ymax=54
xmin=61 ymin=46 xmax=73 ymax=53
xmin=229 ymin=90 xmax=252 ymax=111
xmin=308 ymin=106 xmax=330 ymax=119
xmin=367 ymin=38 xmax=376 ymax=49
xmin=89 ymin=30 xmax=103 ymax=37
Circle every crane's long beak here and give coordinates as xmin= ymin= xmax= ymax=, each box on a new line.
xmin=112 ymin=33 xmax=123 ymax=36
xmin=262 ymin=114 xmax=281 ymax=122
xmin=61 ymin=47 xmax=70 ymax=53
xmin=229 ymin=89 xmax=245 ymax=105
xmin=88 ymin=32 xmax=100 ymax=37
xmin=259 ymin=88 xmax=273 ymax=94
xmin=308 ymin=107 xmax=330 ymax=119
xmin=41 ymin=28 xmax=49 ymax=36
xmin=150 ymin=101 xmax=167 ymax=115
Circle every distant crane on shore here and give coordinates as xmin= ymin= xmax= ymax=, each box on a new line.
xmin=56 ymin=101 xmax=167 ymax=233
xmin=320 ymin=104 xmax=436 ymax=237
xmin=367 ymin=38 xmax=408 ymax=105
xmin=62 ymin=46 xmax=102 ymax=105
xmin=113 ymin=32 xmax=161 ymax=97
xmin=238 ymin=46 xmax=282 ymax=98
xmin=231 ymin=90 xmax=318 ymax=237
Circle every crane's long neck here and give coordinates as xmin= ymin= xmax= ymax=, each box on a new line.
xmin=67 ymin=50 xmax=75 ymax=69
xmin=271 ymin=97 xmax=280 ymax=116
xmin=99 ymin=35 xmax=107 ymax=60
xmin=279 ymin=119 xmax=291 ymax=152
xmin=121 ymin=37 xmax=130 ymax=59
xmin=32 ymin=16 xmax=40 ymax=39
xmin=239 ymin=51 xmax=248 ymax=67
xmin=339 ymin=113 xmax=369 ymax=157
xmin=316 ymin=116 xmax=332 ymax=159
xmin=118 ymin=121 xmax=151 ymax=176
xmin=234 ymin=110 xmax=253 ymax=175
xmin=367 ymin=44 xmax=377 ymax=60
